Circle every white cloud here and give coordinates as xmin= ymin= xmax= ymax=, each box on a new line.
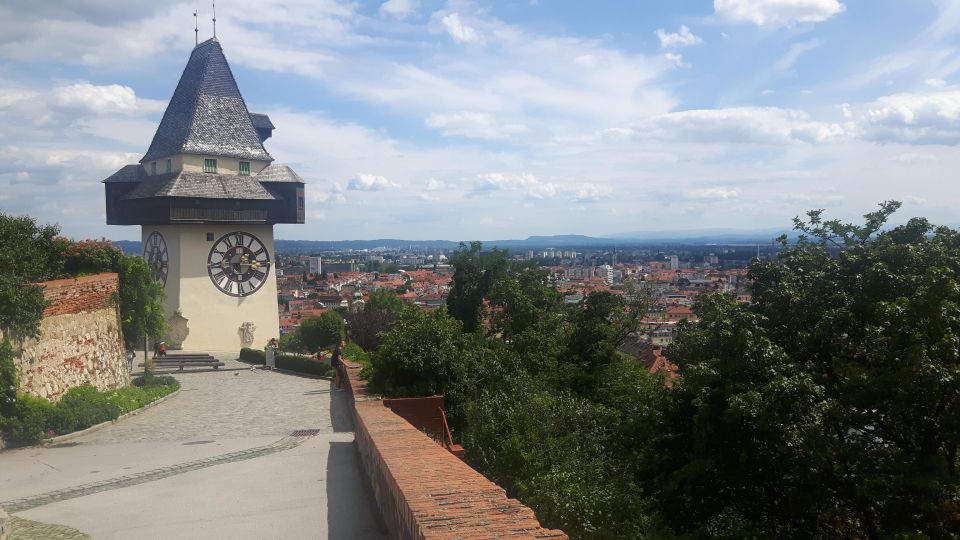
xmin=861 ymin=90 xmax=960 ymax=144
xmin=52 ymin=81 xmax=165 ymax=114
xmin=634 ymin=107 xmax=850 ymax=145
xmin=347 ymin=173 xmax=400 ymax=191
xmin=379 ymin=0 xmax=418 ymax=19
xmin=311 ymin=183 xmax=346 ymax=204
xmin=424 ymin=111 xmax=527 ymax=139
xmin=714 ymin=0 xmax=845 ymax=27
xmin=926 ymin=78 xmax=948 ymax=88
xmin=438 ymin=12 xmax=481 ymax=44
xmin=655 ymin=25 xmax=702 ymax=48
xmin=774 ymin=39 xmax=820 ymax=71
xmin=684 ymin=187 xmax=739 ymax=201
xmin=663 ymin=53 xmax=687 ymax=68
xmin=572 ymin=183 xmax=612 ymax=202
xmin=889 ymin=152 xmax=937 ymax=164
xmin=425 ymin=178 xmax=446 ymax=191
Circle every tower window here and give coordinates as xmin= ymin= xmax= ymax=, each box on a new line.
xmin=150 ymin=162 xmax=157 ymax=175
xmin=239 ymin=161 xmax=250 ymax=176
xmin=204 ymin=158 xmax=218 ymax=173
xmin=165 ymin=159 xmax=172 ymax=173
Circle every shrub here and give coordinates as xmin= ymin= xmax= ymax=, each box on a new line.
xmin=239 ymin=348 xmax=332 ymax=376
xmin=300 ymin=311 xmax=344 ymax=352
xmin=275 ymin=354 xmax=332 ymax=377
xmin=49 ymin=385 xmax=121 ymax=434
xmin=132 ymin=374 xmax=179 ymax=388
xmin=278 ymin=328 xmax=305 ymax=353
xmin=239 ymin=347 xmax=266 ymax=364
xmin=2 ymin=378 xmax=178 ymax=445
xmin=5 ymin=393 xmax=55 ymax=443
xmin=343 ymin=342 xmax=369 ymax=366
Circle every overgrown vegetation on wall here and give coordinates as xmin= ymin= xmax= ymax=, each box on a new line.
xmin=0 ymin=213 xmax=168 ymax=443
xmin=364 ymin=202 xmax=960 ymax=539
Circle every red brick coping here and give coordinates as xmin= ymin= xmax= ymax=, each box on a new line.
xmin=37 ymin=273 xmax=119 ymax=317
xmin=340 ymin=362 xmax=568 ymax=539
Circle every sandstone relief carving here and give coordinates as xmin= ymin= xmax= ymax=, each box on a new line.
xmin=238 ymin=322 xmax=256 ymax=348
xmin=167 ymin=310 xmax=189 ymax=349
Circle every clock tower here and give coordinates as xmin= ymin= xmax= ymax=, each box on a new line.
xmin=103 ymin=38 xmax=305 ymax=351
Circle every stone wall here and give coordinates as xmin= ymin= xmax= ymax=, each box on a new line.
xmin=15 ymin=273 xmax=129 ymax=401
xmin=342 ymin=363 xmax=568 ymax=539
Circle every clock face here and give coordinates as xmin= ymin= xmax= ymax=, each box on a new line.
xmin=206 ymin=231 xmax=272 ymax=297
xmin=143 ymin=231 xmax=168 ymax=285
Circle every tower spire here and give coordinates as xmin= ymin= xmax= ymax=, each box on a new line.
xmin=193 ymin=10 xmax=198 ymax=46
xmin=212 ymin=1 xmax=217 ymax=39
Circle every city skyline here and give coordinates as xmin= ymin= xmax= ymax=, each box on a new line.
xmin=2 ymin=0 xmax=959 ymax=240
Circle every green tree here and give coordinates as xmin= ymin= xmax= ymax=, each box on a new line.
xmin=487 ymin=266 xmax=562 ymax=340
xmin=300 ymin=311 xmax=344 ymax=352
xmin=116 ymin=256 xmax=167 ymax=348
xmin=368 ymin=305 xmax=466 ymax=397
xmin=367 ymin=289 xmax=403 ymax=313
xmin=564 ymin=291 xmax=648 ymax=395
xmin=446 ymin=242 xmax=511 ymax=333
xmin=651 ymin=202 xmax=960 ymax=537
xmin=278 ymin=328 xmax=305 ymax=353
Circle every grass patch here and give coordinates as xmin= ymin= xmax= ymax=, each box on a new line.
xmin=1 ymin=377 xmax=179 ymax=446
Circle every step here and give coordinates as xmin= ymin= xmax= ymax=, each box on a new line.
xmin=144 ymin=358 xmax=222 ymax=363
xmin=139 ymin=361 xmax=225 ymax=370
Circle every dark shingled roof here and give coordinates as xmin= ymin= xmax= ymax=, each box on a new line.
xmin=257 ymin=164 xmax=304 ymax=183
xmin=102 ymin=164 xmax=145 ymax=183
xmin=141 ymin=38 xmax=272 ymax=163
xmin=249 ymin=112 xmax=274 ymax=130
xmin=123 ymin=171 xmax=277 ymax=200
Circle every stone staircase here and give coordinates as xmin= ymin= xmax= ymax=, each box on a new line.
xmin=139 ymin=352 xmax=224 ymax=371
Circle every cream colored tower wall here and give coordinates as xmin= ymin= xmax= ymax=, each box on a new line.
xmin=141 ymin=224 xmax=279 ymax=353
xmin=141 ymin=155 xmax=269 ymax=176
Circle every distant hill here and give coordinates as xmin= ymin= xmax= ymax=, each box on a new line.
xmin=111 ymin=228 xmax=803 ymax=256
xmin=113 ymin=240 xmax=142 ymax=255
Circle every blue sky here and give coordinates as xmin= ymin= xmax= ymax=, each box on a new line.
xmin=1 ymin=0 xmax=959 ymax=240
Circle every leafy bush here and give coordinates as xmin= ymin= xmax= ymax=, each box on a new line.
xmin=0 ymin=339 xmax=18 ymax=419
xmin=5 ymin=393 xmax=55 ymax=443
xmin=239 ymin=347 xmax=266 ymax=364
xmin=368 ymin=305 xmax=466 ymax=398
xmin=2 ymin=378 xmax=178 ymax=445
xmin=343 ymin=342 xmax=369 ymax=366
xmin=278 ymin=328 xmax=305 ymax=353
xmin=299 ymin=311 xmax=344 ymax=352
xmin=49 ymin=385 xmax=121 ymax=434
xmin=238 ymin=347 xmax=332 ymax=376
xmin=276 ymin=354 xmax=332 ymax=377
xmin=132 ymin=374 xmax=179 ymax=388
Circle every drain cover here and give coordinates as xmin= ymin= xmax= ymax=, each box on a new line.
xmin=291 ymin=429 xmax=321 ymax=437
xmin=182 ymin=440 xmax=216 ymax=445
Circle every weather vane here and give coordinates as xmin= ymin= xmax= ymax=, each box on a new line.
xmin=193 ymin=10 xmax=198 ymax=46
xmin=212 ymin=1 xmax=217 ymax=39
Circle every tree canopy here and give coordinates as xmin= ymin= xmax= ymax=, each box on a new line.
xmin=300 ymin=311 xmax=345 ymax=351
xmin=365 ymin=203 xmax=960 ymax=538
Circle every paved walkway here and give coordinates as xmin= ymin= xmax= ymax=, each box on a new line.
xmin=0 ymin=354 xmax=383 ymax=539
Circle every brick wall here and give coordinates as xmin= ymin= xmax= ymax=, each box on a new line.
xmin=382 ymin=395 xmax=446 ymax=443
xmin=15 ymin=273 xmax=129 ymax=401
xmin=342 ymin=363 xmax=568 ymax=539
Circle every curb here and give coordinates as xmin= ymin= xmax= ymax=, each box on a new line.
xmin=42 ymin=388 xmax=181 ymax=446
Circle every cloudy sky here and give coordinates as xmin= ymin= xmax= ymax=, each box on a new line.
xmin=1 ymin=0 xmax=958 ymax=241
